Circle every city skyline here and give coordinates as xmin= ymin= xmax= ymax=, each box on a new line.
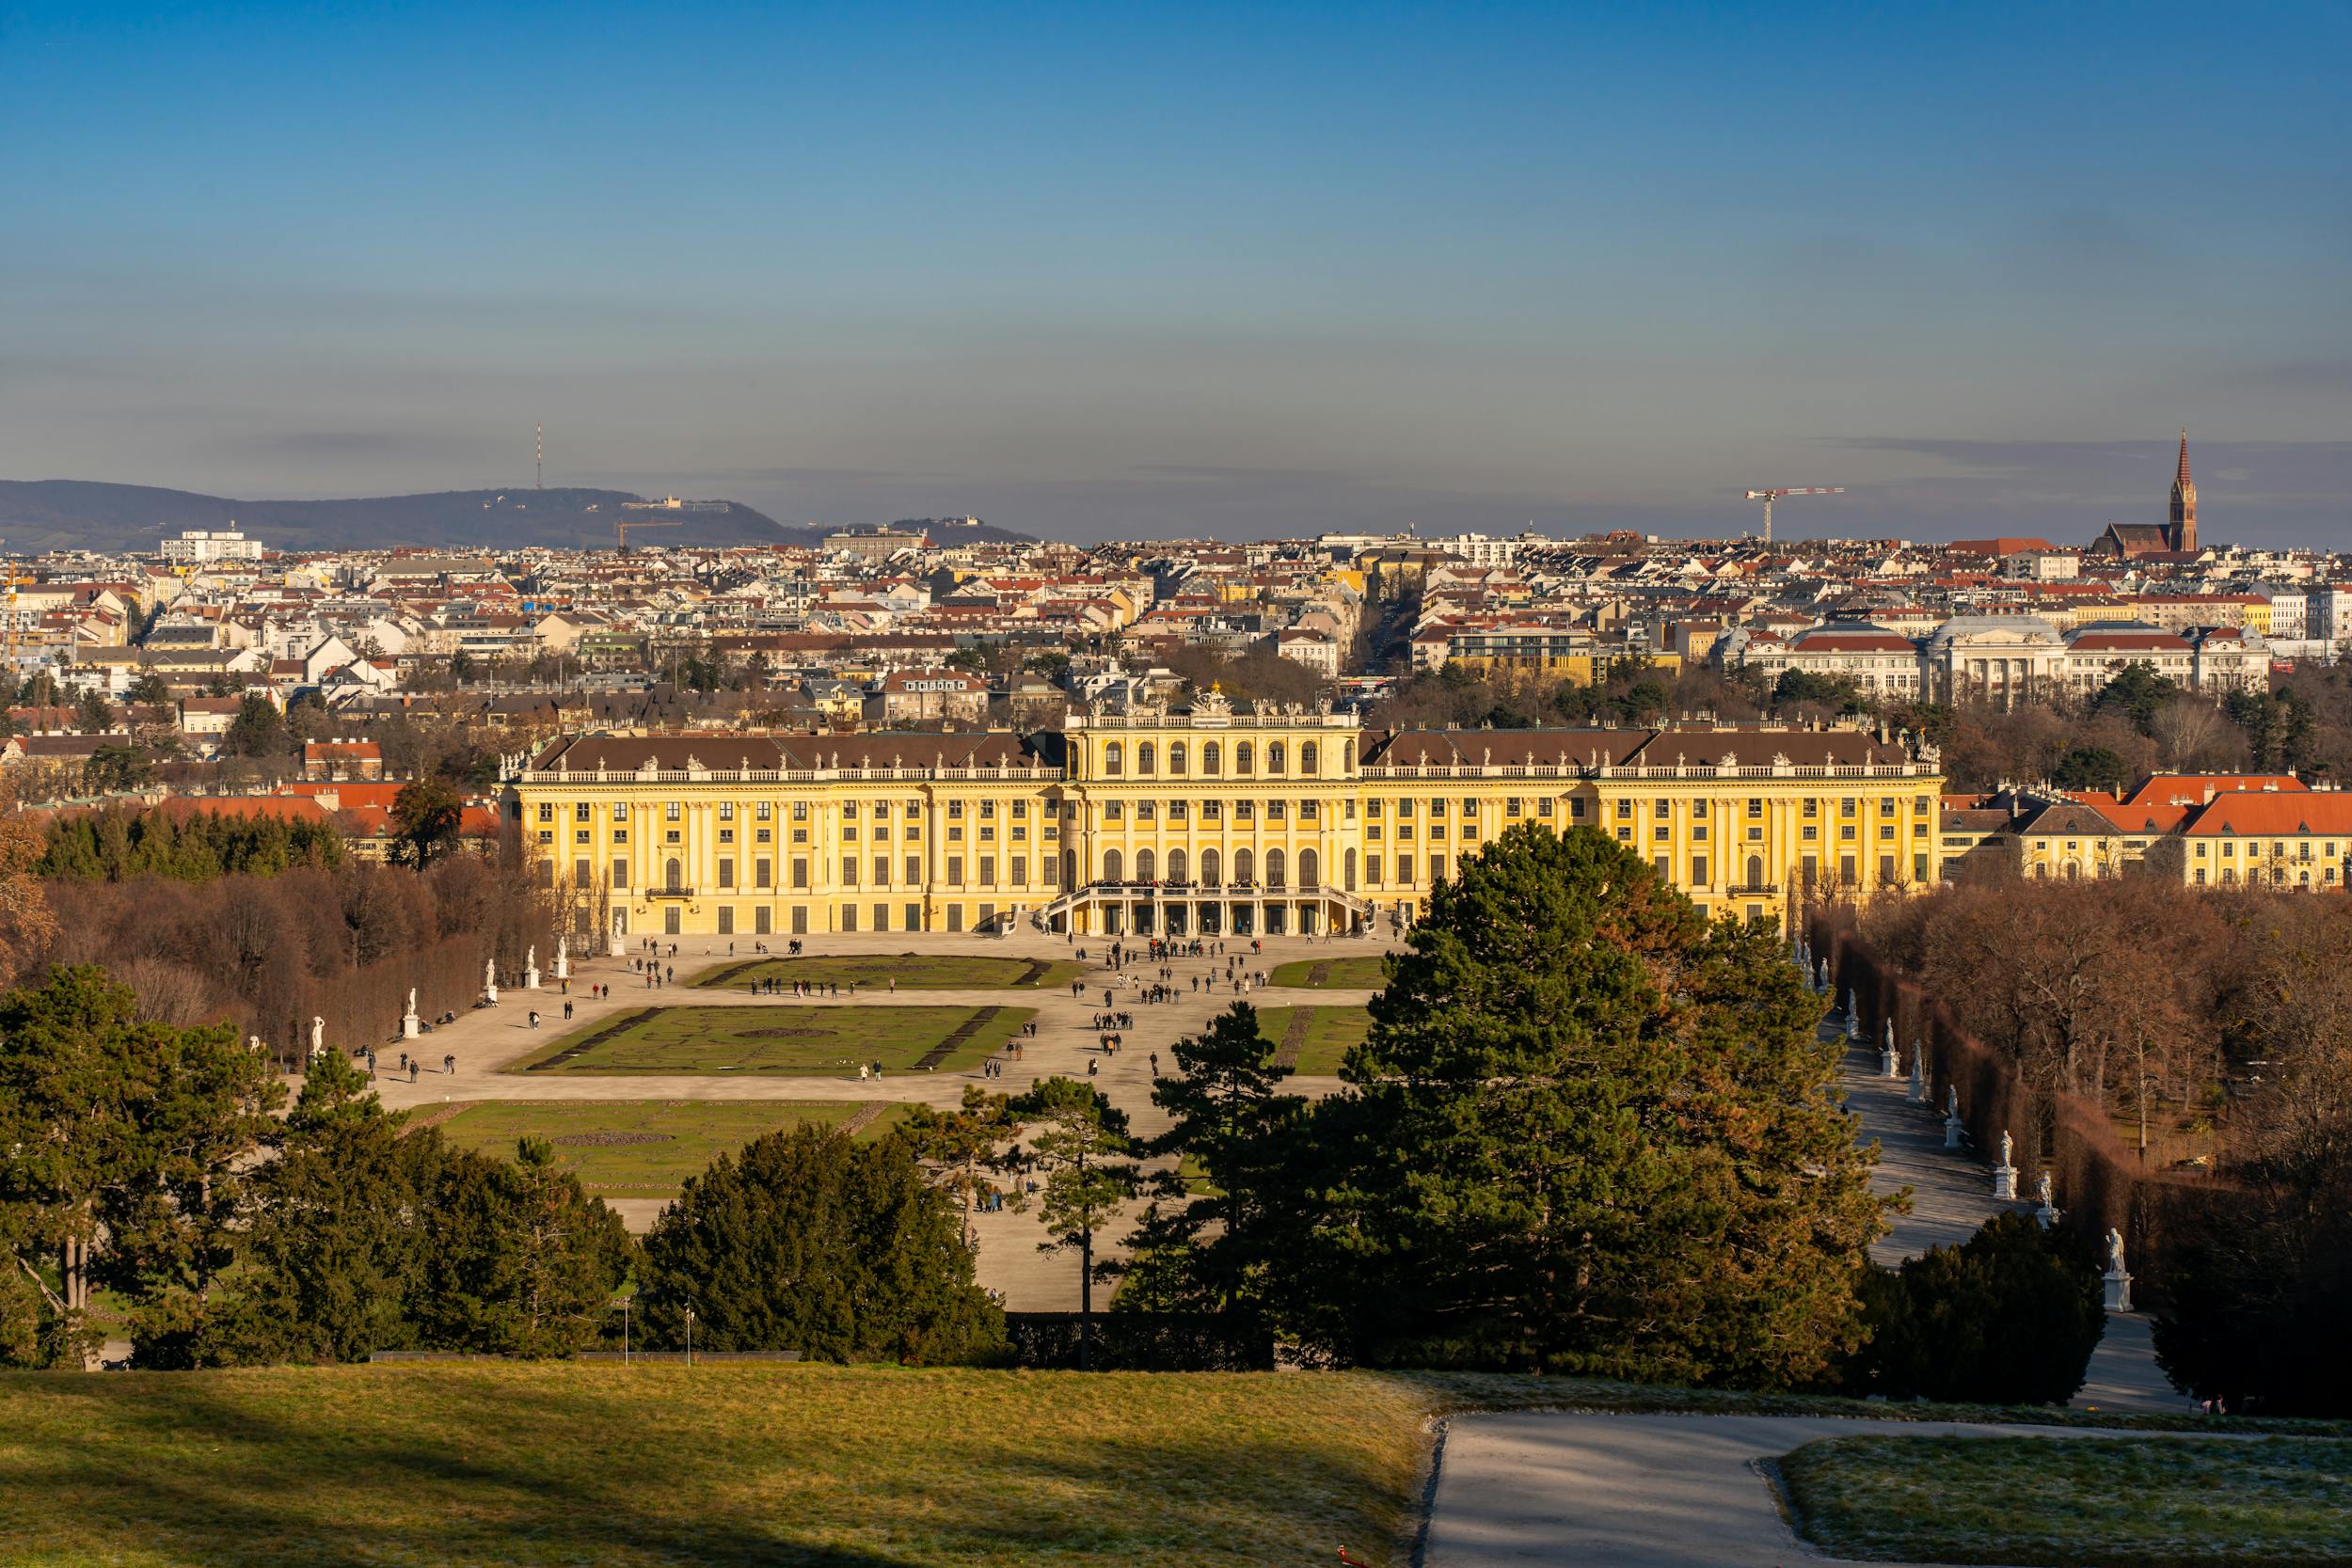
xmin=5 ymin=3 xmax=2350 ymax=545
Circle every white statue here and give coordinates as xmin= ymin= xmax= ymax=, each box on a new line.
xmin=407 ymin=987 xmax=418 ymax=1017
xmin=310 ymin=1016 xmax=325 ymax=1054
xmin=526 ymin=945 xmax=535 ymax=973
xmin=485 ymin=957 xmax=498 ymax=991
xmin=2106 ymin=1227 xmax=2127 ymax=1275
xmin=554 ymin=935 xmax=570 ymax=980
xmin=2000 ymin=1130 xmax=2013 ymax=1167
xmin=246 ymin=1034 xmax=262 ymax=1054
xmin=2104 ymin=1227 xmax=2133 ymax=1309
xmin=1992 ymin=1128 xmax=2018 ymax=1199
xmin=1946 ymin=1085 xmax=1959 ymax=1117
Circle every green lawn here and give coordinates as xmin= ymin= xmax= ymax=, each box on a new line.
xmin=1267 ymin=955 xmax=1391 ymax=990
xmin=695 ymin=953 xmax=1087 ymax=991
xmin=1256 ymin=1005 xmax=1372 ymax=1074
xmin=507 ymin=1005 xmax=1031 ymax=1077
xmin=1779 ymin=1433 xmax=2352 ymax=1566
xmin=431 ymin=1101 xmax=913 ymax=1196
xmin=0 ymin=1364 xmax=1435 ymax=1566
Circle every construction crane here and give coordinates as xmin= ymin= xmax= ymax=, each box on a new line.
xmin=1743 ymin=486 xmax=1844 ymax=545
xmin=615 ymin=517 xmax=681 ymax=555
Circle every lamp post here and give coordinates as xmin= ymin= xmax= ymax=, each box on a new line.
xmin=612 ymin=1292 xmax=630 ymax=1366
xmin=683 ymin=1306 xmax=695 ymax=1368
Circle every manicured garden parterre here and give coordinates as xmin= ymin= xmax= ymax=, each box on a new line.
xmin=695 ymin=953 xmax=1087 ymax=991
xmin=1779 ymin=1433 xmax=2352 ymax=1567
xmin=1267 ymin=955 xmax=1390 ymax=990
xmin=428 ymin=1100 xmax=912 ymax=1195
xmin=507 ymin=1004 xmax=1031 ymax=1077
xmin=1256 ymin=1004 xmax=1371 ymax=1075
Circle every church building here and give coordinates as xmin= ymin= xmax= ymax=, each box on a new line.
xmin=2090 ymin=433 xmax=2201 ymax=561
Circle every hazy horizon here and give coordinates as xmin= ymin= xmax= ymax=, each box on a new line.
xmin=7 ymin=4 xmax=2348 ymax=547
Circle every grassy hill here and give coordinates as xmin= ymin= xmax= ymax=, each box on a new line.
xmin=0 ymin=480 xmax=808 ymax=554
xmin=0 ymin=1364 xmax=1434 ymax=1565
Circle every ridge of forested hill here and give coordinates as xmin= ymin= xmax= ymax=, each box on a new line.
xmin=0 ymin=480 xmax=817 ymax=554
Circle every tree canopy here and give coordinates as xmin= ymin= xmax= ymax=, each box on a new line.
xmin=1272 ymin=824 xmax=1887 ymax=1382
xmin=637 ymin=1123 xmax=1003 ymax=1365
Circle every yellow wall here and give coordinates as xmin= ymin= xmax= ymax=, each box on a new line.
xmin=518 ymin=715 xmax=1941 ymax=941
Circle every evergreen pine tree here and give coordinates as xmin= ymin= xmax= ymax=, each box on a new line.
xmin=637 ymin=1123 xmax=1003 ymax=1364
xmin=1285 ymin=824 xmax=1888 ymax=1385
xmin=1120 ymin=1002 xmax=1306 ymax=1321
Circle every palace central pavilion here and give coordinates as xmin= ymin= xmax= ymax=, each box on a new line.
xmin=514 ymin=692 xmax=1944 ymax=943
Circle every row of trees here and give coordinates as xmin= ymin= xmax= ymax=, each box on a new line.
xmin=0 ymin=967 xmax=1006 ymax=1369
xmin=40 ymin=846 xmax=555 ymax=1059
xmin=38 ymin=804 xmax=347 ymax=882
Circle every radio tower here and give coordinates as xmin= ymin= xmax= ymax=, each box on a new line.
xmin=535 ymin=423 xmax=544 ymax=489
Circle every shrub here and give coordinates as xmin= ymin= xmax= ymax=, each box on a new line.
xmin=1835 ymin=1213 xmax=2106 ymax=1404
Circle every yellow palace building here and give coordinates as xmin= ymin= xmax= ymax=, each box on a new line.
xmin=514 ymin=691 xmax=1944 ymax=944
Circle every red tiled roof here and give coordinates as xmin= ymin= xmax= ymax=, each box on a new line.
xmin=2183 ymin=794 xmax=2352 ymax=837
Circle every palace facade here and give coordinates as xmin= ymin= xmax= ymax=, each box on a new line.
xmin=513 ymin=694 xmax=1945 ymax=943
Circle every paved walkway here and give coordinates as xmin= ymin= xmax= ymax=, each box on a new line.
xmin=1424 ymin=1411 xmax=2219 ymax=1568
xmin=1833 ymin=998 xmax=2181 ymax=1413
xmin=356 ymin=927 xmax=1388 ymax=1309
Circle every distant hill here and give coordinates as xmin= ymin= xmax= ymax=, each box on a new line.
xmin=0 ymin=481 xmax=820 ymax=554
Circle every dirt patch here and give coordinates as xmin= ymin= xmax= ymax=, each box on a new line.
xmin=914 ymin=1006 xmax=1006 ymax=1069
xmin=1272 ymin=1011 xmax=1311 ymax=1072
xmin=522 ymin=1008 xmax=660 ymax=1072
xmin=1305 ymin=960 xmax=1333 ymax=987
xmin=399 ymin=1101 xmax=480 ymax=1135
xmin=733 ymin=1027 xmax=832 ymax=1040
xmin=554 ymin=1131 xmax=675 ymax=1147
xmin=840 ymin=1101 xmax=891 ymax=1137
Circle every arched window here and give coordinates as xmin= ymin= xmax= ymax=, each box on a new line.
xmin=1236 ymin=743 xmax=1255 ymax=775
xmin=1136 ymin=848 xmax=1157 ymax=882
xmin=1138 ymin=743 xmax=1157 ymax=776
xmin=1746 ymin=854 xmax=1763 ymax=889
xmin=1104 ymin=742 xmax=1123 ymax=777
xmin=1266 ymin=848 xmax=1287 ymax=889
xmin=1169 ymin=742 xmax=1186 ymax=776
xmin=1103 ymin=848 xmax=1123 ymax=883
xmin=1203 ymin=742 xmax=1221 ymax=776
xmin=1200 ymin=848 xmax=1222 ymax=886
xmin=1233 ymin=847 xmax=1255 ymax=885
xmin=1301 ymin=742 xmax=1318 ymax=776
xmin=1266 ymin=742 xmax=1286 ymax=775
xmin=1168 ymin=848 xmax=1188 ymax=884
xmin=2063 ymin=863 xmax=2079 ymax=880
xmin=1343 ymin=847 xmax=1357 ymax=891
xmin=665 ymin=858 xmax=683 ymax=893
xmin=1298 ymin=847 xmax=1320 ymax=890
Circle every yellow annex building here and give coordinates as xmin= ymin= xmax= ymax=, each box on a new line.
xmin=513 ymin=693 xmax=1944 ymax=944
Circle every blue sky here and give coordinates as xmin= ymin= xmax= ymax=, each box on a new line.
xmin=5 ymin=2 xmax=2349 ymax=543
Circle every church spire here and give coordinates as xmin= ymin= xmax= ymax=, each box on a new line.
xmin=2168 ymin=428 xmax=2198 ymax=553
